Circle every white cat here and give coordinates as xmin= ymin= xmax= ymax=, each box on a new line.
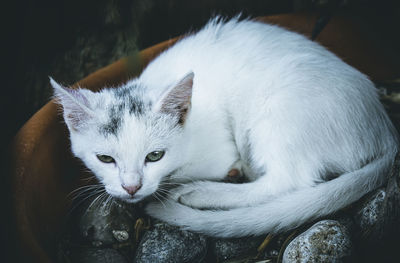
xmin=52 ymin=17 xmax=398 ymax=238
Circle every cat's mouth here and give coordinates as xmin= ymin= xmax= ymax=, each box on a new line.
xmin=118 ymin=194 xmax=145 ymax=203
xmin=105 ymin=188 xmax=145 ymax=203
xmin=123 ymin=195 xmax=144 ymax=204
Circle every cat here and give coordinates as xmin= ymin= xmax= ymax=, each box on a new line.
xmin=52 ymin=17 xmax=398 ymax=238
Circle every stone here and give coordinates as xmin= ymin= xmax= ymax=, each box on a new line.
xmin=353 ymin=188 xmax=386 ymax=233
xmin=134 ymin=221 xmax=207 ymax=263
xmin=61 ymin=247 xmax=128 ymax=263
xmin=212 ymin=236 xmax=265 ymax=261
xmin=283 ymin=220 xmax=352 ymax=263
xmin=352 ymin=156 xmax=400 ymax=262
xmin=78 ymin=198 xmax=139 ymax=245
xmin=112 ymin=230 xmax=130 ymax=242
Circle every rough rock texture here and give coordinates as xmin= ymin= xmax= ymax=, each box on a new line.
xmin=57 ymin=194 xmax=143 ymax=263
xmin=134 ymin=221 xmax=207 ymax=263
xmin=79 ymin=199 xmax=139 ymax=246
xmin=283 ymin=220 xmax=352 ymax=263
xmin=57 ymin=153 xmax=400 ymax=263
xmin=353 ymin=155 xmax=400 ymax=262
xmin=212 ymin=236 xmax=265 ymax=261
xmin=354 ymin=188 xmax=386 ymax=233
xmin=60 ymin=247 xmax=128 ymax=263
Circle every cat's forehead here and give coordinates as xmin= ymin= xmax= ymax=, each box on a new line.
xmin=98 ymin=84 xmax=152 ymax=136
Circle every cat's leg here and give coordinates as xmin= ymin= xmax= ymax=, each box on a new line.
xmin=170 ymin=180 xmax=271 ymax=209
xmin=170 ymin=162 xmax=309 ymax=210
xmin=170 ymin=117 xmax=321 ymax=210
xmin=169 ymin=160 xmax=257 ymax=209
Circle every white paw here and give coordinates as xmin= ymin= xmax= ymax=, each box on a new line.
xmin=178 ymin=189 xmax=209 ymax=209
xmin=168 ymin=183 xmax=199 ymax=202
xmin=145 ymin=200 xmax=194 ymax=227
xmin=170 ymin=182 xmax=224 ymax=209
xmin=169 ymin=183 xmax=207 ymax=208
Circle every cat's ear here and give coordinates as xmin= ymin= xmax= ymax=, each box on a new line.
xmin=156 ymin=72 xmax=194 ymax=125
xmin=50 ymin=77 xmax=95 ymax=131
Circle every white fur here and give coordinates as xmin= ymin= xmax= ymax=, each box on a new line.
xmin=54 ymin=17 xmax=398 ymax=237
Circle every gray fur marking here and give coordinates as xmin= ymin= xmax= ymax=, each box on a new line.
xmin=100 ymin=103 xmax=124 ymax=135
xmin=127 ymin=96 xmax=145 ymax=115
xmin=114 ymin=86 xmax=132 ymax=99
xmin=100 ymin=86 xmax=150 ymax=135
xmin=114 ymin=85 xmax=148 ymax=116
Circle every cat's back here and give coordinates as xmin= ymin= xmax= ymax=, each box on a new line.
xmin=137 ymin=17 xmax=397 ymax=168
xmin=139 ymin=18 xmax=327 ymax=89
xmin=140 ymin=18 xmax=375 ymax=119
xmin=139 ymin=17 xmax=359 ymax=98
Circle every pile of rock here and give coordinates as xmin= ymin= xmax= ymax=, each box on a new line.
xmin=57 ymin=157 xmax=399 ymax=263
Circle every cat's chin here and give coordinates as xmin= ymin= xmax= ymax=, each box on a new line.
xmin=118 ymin=195 xmax=145 ymax=204
xmin=105 ymin=188 xmax=145 ymax=203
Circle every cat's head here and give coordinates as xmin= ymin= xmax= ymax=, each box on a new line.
xmin=51 ymin=73 xmax=194 ymax=203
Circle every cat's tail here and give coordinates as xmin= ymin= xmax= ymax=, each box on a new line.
xmin=146 ymin=152 xmax=396 ymax=237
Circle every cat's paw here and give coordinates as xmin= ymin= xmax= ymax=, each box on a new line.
xmin=177 ymin=189 xmax=208 ymax=209
xmin=167 ymin=183 xmax=198 ymax=202
xmin=169 ymin=183 xmax=203 ymax=205
xmin=145 ymin=200 xmax=195 ymax=226
xmin=171 ymin=182 xmax=225 ymax=210
xmin=224 ymin=160 xmax=245 ymax=183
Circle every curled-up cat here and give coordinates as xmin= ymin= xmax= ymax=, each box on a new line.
xmin=52 ymin=17 xmax=398 ymax=238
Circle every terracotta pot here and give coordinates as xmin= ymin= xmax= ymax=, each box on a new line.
xmin=11 ymin=13 xmax=399 ymax=262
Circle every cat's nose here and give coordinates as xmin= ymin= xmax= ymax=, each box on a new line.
xmin=122 ymin=184 xmax=142 ymax=196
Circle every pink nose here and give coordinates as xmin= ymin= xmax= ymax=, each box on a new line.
xmin=122 ymin=184 xmax=142 ymax=196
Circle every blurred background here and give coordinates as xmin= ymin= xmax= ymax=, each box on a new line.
xmin=2 ymin=0 xmax=399 ymax=261
xmin=3 ymin=0 xmax=400 ymax=139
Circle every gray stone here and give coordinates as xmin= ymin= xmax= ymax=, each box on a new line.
xmin=63 ymin=247 xmax=128 ymax=263
xmin=135 ymin=221 xmax=207 ymax=263
xmin=352 ymin=157 xmax=400 ymax=262
xmin=283 ymin=220 xmax=352 ymax=263
xmin=212 ymin=236 xmax=264 ymax=261
xmin=354 ymin=188 xmax=386 ymax=232
xmin=112 ymin=230 xmax=130 ymax=242
xmin=79 ymin=198 xmax=138 ymax=245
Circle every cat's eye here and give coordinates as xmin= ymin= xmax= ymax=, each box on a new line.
xmin=145 ymin=151 xmax=165 ymax=163
xmin=96 ymin=154 xmax=115 ymax=163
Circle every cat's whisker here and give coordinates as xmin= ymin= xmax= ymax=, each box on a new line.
xmin=86 ymin=191 xmax=107 ymax=213
xmin=67 ymin=188 xmax=105 ymax=217
xmin=152 ymin=192 xmax=167 ymax=209
xmin=156 ymin=185 xmax=173 ymax=195
xmin=168 ymin=174 xmax=198 ymax=184
xmin=69 ymin=187 xmax=101 ymax=200
xmin=68 ymin=189 xmax=104 ymax=210
xmin=68 ymin=184 xmax=103 ymax=199
xmin=69 ymin=189 xmax=103 ymax=206
xmin=95 ymin=192 xmax=109 ymax=211
xmin=156 ymin=188 xmax=173 ymax=199
xmin=75 ymin=187 xmax=104 ymax=207
xmin=159 ymin=181 xmax=185 ymax=186
xmin=81 ymin=194 xmax=105 ymax=218
xmin=105 ymin=195 xmax=115 ymax=211
xmin=68 ymin=184 xmax=100 ymax=195
xmin=77 ymin=189 xmax=105 ymax=207
xmin=80 ymin=175 xmax=98 ymax=182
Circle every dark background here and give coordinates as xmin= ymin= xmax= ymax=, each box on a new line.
xmin=2 ymin=0 xmax=399 ymax=261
